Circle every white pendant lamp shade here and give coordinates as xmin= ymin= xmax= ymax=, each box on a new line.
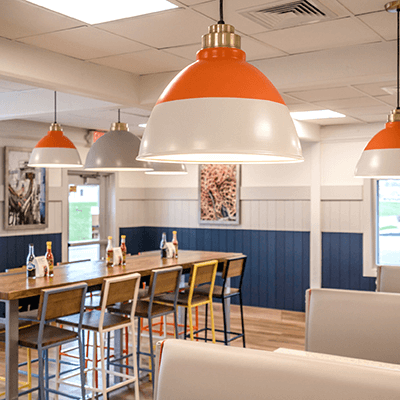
xmin=137 ymin=24 xmax=303 ymax=164
xmin=145 ymin=162 xmax=187 ymax=175
xmin=29 ymin=123 xmax=83 ymax=168
xmin=355 ymin=110 xmax=400 ymax=178
xmin=84 ymin=122 xmax=153 ymax=171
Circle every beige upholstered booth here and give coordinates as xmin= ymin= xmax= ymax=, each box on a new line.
xmin=154 ymin=339 xmax=400 ymax=400
xmin=305 ymin=288 xmax=400 ymax=364
xmin=376 ymin=265 xmax=400 ymax=293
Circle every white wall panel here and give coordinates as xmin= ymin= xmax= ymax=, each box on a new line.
xmin=284 ymin=201 xmax=295 ymax=231
xmin=267 ymin=200 xmax=277 ymax=231
xmin=321 ymin=200 xmax=363 ymax=233
xmin=250 ymin=200 xmax=260 ymax=231
xmin=276 ymin=201 xmax=286 ymax=231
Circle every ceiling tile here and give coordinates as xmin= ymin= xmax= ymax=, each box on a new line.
xmin=303 ymin=116 xmax=361 ymax=125
xmin=358 ymin=11 xmax=396 ymax=41
xmin=96 ymin=8 xmax=213 ymax=48
xmin=315 ymin=96 xmax=385 ymax=110
xmin=287 ymin=87 xmax=362 ymax=102
xmin=163 ymin=43 xmax=200 ymax=60
xmin=358 ymin=114 xmax=388 ymax=123
xmin=375 ymin=94 xmax=396 ymax=107
xmin=241 ymin=36 xmax=286 ymax=60
xmin=253 ymin=17 xmax=382 ymax=54
xmin=336 ymin=0 xmax=385 ymax=15
xmin=352 ymin=81 xmax=397 ymax=96
xmin=343 ymin=105 xmax=391 ymax=118
xmin=0 ymin=0 xmax=83 ymax=39
xmin=18 ymin=26 xmax=149 ymax=60
xmin=280 ymin=94 xmax=305 ymax=105
xmin=90 ymin=49 xmax=190 ymax=75
xmin=288 ymin=104 xmax=323 ymax=112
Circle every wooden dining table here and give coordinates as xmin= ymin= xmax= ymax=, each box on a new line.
xmin=0 ymin=250 xmax=242 ymax=400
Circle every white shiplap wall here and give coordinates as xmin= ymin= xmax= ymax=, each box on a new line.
xmin=118 ymin=186 xmax=363 ymax=234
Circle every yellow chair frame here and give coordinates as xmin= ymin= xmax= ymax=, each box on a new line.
xmin=184 ymin=260 xmax=218 ymax=342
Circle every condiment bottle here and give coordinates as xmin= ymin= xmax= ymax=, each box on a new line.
xmin=26 ymin=243 xmax=36 ymax=279
xmin=160 ymin=232 xmax=167 ymax=258
xmin=106 ymin=236 xmax=114 ymax=267
xmin=172 ymin=231 xmax=178 ymax=258
xmin=46 ymin=241 xmax=54 ymax=276
xmin=120 ymin=235 xmax=127 ymax=266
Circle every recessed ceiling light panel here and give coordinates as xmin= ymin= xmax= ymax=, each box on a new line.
xmin=25 ymin=0 xmax=178 ymax=24
xmin=290 ymin=110 xmax=346 ymax=120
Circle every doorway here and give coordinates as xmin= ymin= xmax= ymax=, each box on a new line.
xmin=68 ymin=172 xmax=108 ymax=262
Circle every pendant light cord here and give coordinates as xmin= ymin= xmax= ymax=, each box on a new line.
xmin=397 ymin=9 xmax=399 ymax=110
xmin=54 ymin=91 xmax=57 ymax=123
xmin=118 ymin=109 xmax=121 ymax=123
xmin=218 ymin=0 xmax=224 ymax=24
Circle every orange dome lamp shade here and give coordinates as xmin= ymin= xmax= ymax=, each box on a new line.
xmin=29 ymin=92 xmax=82 ymax=168
xmin=355 ymin=110 xmax=400 ymax=178
xmin=355 ymin=1 xmax=400 ymax=178
xmin=137 ymin=18 xmax=303 ymax=164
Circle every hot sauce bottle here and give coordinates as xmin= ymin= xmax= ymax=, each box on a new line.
xmin=106 ymin=236 xmax=114 ymax=267
xmin=120 ymin=235 xmax=127 ymax=266
xmin=46 ymin=241 xmax=54 ymax=276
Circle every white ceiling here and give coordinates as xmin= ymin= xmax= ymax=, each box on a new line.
xmin=0 ymin=0 xmax=398 ymax=133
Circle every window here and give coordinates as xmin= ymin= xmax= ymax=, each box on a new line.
xmin=376 ymin=180 xmax=400 ymax=266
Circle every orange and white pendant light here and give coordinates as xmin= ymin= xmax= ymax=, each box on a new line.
xmin=137 ymin=8 xmax=303 ymax=164
xmin=355 ymin=1 xmax=400 ymax=178
xmin=29 ymin=92 xmax=82 ymax=168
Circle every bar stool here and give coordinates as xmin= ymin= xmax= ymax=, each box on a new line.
xmin=16 ymin=283 xmax=88 ymax=400
xmin=156 ymin=260 xmax=218 ymax=342
xmin=57 ymin=273 xmax=141 ymax=400
xmin=195 ymin=255 xmax=247 ymax=346
xmin=108 ymin=266 xmax=182 ymax=389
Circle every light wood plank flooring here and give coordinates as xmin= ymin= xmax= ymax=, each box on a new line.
xmin=0 ymin=304 xmax=305 ymax=399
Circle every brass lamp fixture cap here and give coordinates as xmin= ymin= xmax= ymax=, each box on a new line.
xmin=49 ymin=122 xmax=63 ymax=131
xmin=388 ymin=109 xmax=400 ymax=122
xmin=385 ymin=1 xmax=400 ymax=12
xmin=201 ymin=23 xmax=241 ymax=49
xmin=110 ymin=122 xmax=129 ymax=131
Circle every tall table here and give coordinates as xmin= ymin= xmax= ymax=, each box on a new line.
xmin=0 ymin=250 xmax=242 ymax=400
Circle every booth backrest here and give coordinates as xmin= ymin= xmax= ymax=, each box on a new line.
xmin=377 ymin=265 xmax=400 ymax=293
xmin=306 ymin=288 xmax=400 ymax=364
xmin=155 ymin=339 xmax=400 ymax=400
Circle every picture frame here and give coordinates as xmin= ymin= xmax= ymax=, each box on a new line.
xmin=4 ymin=146 xmax=48 ymax=230
xmin=199 ymin=164 xmax=240 ymax=225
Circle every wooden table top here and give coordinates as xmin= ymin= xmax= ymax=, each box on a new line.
xmin=0 ymin=250 xmax=242 ymax=301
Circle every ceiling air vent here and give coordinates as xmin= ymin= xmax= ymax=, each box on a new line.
xmin=239 ymin=0 xmax=341 ymax=30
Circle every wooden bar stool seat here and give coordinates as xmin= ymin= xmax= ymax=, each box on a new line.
xmin=108 ymin=266 xmax=182 ymax=391
xmin=16 ymin=283 xmax=88 ymax=400
xmin=57 ymin=273 xmax=141 ymax=400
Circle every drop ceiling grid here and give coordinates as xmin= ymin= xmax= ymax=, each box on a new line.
xmin=253 ymin=17 xmax=383 ymax=55
xmin=17 ymin=26 xmax=150 ymax=61
xmin=0 ymin=0 xmax=83 ymax=40
xmin=89 ymin=48 xmax=191 ymax=75
xmin=94 ymin=8 xmax=214 ymax=49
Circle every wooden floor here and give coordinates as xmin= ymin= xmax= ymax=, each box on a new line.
xmin=0 ymin=304 xmax=305 ymax=399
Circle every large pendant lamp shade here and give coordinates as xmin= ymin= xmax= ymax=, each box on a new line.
xmin=145 ymin=162 xmax=187 ymax=175
xmin=355 ymin=1 xmax=400 ymax=178
xmin=29 ymin=92 xmax=82 ymax=168
xmin=137 ymin=6 xmax=303 ymax=164
xmin=84 ymin=121 xmax=152 ymax=171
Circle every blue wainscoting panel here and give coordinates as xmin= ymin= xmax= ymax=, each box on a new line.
xmin=322 ymin=232 xmax=375 ymax=291
xmin=0 ymin=232 xmax=62 ymax=317
xmin=120 ymin=226 xmax=310 ymax=312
